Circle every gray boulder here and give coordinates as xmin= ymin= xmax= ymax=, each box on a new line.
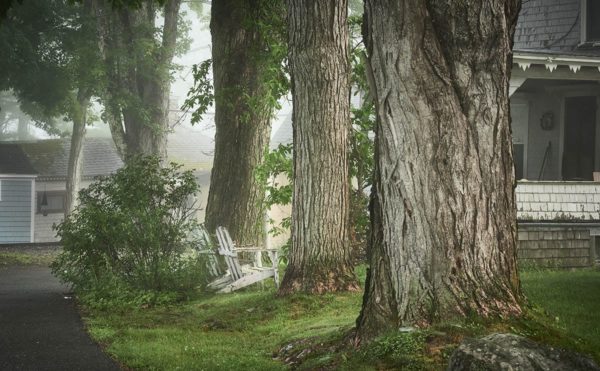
xmin=447 ymin=333 xmax=599 ymax=371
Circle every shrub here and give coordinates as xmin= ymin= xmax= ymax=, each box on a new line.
xmin=52 ymin=156 xmax=209 ymax=304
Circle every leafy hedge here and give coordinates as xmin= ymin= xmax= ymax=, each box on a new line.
xmin=52 ymin=156 xmax=209 ymax=306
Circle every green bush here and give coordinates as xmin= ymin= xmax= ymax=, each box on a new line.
xmin=52 ymin=156 xmax=209 ymax=305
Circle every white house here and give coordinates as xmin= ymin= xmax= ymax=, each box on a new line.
xmin=510 ymin=0 xmax=600 ymax=266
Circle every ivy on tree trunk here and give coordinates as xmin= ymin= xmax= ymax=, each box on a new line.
xmin=205 ymin=0 xmax=286 ymax=246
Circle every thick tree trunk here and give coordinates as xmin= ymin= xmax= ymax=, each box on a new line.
xmin=355 ymin=0 xmax=523 ymax=341
xmin=65 ymin=90 xmax=90 ymax=215
xmin=204 ymin=0 xmax=273 ymax=245
xmin=278 ymin=0 xmax=359 ymax=294
xmin=92 ymin=0 xmax=181 ymax=160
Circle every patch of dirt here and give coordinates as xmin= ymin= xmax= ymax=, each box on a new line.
xmin=274 ymin=330 xmax=356 ymax=370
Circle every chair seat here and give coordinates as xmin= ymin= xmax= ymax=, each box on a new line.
xmin=206 ymin=226 xmax=280 ymax=293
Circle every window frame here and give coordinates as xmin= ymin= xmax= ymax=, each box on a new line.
xmin=581 ymin=0 xmax=600 ymax=44
xmin=36 ymin=190 xmax=66 ymax=214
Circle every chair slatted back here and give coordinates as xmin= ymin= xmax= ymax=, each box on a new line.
xmin=194 ymin=225 xmax=221 ymax=277
xmin=216 ymin=226 xmax=243 ymax=281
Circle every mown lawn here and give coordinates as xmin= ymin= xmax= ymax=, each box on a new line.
xmin=2 ymin=248 xmax=599 ymax=369
xmin=80 ymin=267 xmax=600 ymax=370
xmin=0 ymin=250 xmax=59 ymax=266
xmin=85 ymin=290 xmax=362 ymax=370
xmin=520 ymin=268 xmax=600 ymax=355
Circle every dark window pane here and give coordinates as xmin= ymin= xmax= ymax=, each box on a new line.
xmin=513 ymin=144 xmax=524 ymax=180
xmin=588 ymin=0 xmax=600 ymax=41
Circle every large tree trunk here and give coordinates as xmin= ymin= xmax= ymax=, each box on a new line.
xmin=65 ymin=90 xmax=90 ymax=215
xmin=204 ymin=0 xmax=274 ymax=245
xmin=355 ymin=0 xmax=523 ymax=341
xmin=92 ymin=0 xmax=181 ymax=160
xmin=278 ymin=0 xmax=359 ymax=294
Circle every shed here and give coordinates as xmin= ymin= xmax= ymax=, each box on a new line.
xmin=0 ymin=144 xmax=37 ymax=243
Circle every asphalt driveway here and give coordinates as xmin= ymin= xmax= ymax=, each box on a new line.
xmin=0 ymin=265 xmax=120 ymax=371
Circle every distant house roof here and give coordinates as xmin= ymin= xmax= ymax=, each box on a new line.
xmin=167 ymin=128 xmax=214 ymax=171
xmin=0 ymin=144 xmax=36 ymax=175
xmin=0 ymin=137 xmax=123 ymax=181
xmin=270 ymin=113 xmax=293 ymax=149
xmin=514 ymin=0 xmax=600 ymax=57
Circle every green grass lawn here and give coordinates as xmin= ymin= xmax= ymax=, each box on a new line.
xmin=520 ymin=268 xmax=600 ymax=356
xmin=4 ymin=248 xmax=597 ymax=368
xmin=86 ymin=290 xmax=362 ymax=370
xmin=0 ymin=250 xmax=58 ymax=266
xmin=81 ymin=268 xmax=600 ymax=370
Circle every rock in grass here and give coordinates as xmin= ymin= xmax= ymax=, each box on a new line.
xmin=447 ymin=333 xmax=599 ymax=371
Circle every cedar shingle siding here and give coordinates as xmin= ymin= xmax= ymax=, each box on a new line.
xmin=0 ymin=179 xmax=32 ymax=243
xmin=514 ymin=0 xmax=581 ymax=51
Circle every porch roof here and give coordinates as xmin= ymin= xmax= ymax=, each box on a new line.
xmin=514 ymin=50 xmax=600 ymax=73
xmin=510 ymin=51 xmax=600 ymax=96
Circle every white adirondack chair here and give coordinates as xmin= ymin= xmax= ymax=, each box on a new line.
xmin=189 ymin=224 xmax=222 ymax=278
xmin=207 ymin=226 xmax=280 ymax=293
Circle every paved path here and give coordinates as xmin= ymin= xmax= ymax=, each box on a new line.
xmin=0 ymin=265 xmax=120 ymax=371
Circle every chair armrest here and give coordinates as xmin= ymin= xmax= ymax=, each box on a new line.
xmin=217 ymin=249 xmax=237 ymax=257
xmin=234 ymin=247 xmax=280 ymax=253
xmin=197 ymin=250 xmax=216 ymax=254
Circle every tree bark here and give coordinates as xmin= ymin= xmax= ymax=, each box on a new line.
xmin=355 ymin=0 xmax=523 ymax=341
xmin=92 ymin=0 xmax=181 ymax=160
xmin=65 ymin=89 xmax=90 ymax=215
xmin=278 ymin=0 xmax=359 ymax=294
xmin=204 ymin=0 xmax=274 ymax=245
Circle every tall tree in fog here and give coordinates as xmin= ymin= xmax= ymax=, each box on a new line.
xmin=278 ymin=0 xmax=359 ymax=294
xmin=92 ymin=0 xmax=184 ymax=160
xmin=201 ymin=0 xmax=287 ymax=245
xmin=355 ymin=0 xmax=523 ymax=341
xmin=0 ymin=0 xmax=99 ymax=214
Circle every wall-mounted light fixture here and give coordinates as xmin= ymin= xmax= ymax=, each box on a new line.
xmin=540 ymin=111 xmax=554 ymax=131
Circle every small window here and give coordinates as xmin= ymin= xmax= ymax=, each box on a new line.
xmin=582 ymin=0 xmax=600 ymax=43
xmin=37 ymin=191 xmax=65 ymax=214
xmin=513 ymin=144 xmax=525 ymax=180
xmin=588 ymin=0 xmax=600 ymax=41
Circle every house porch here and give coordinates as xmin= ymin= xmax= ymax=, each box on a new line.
xmin=516 ymin=181 xmax=600 ymax=267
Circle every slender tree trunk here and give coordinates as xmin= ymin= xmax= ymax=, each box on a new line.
xmin=17 ymin=114 xmax=28 ymax=140
xmin=204 ymin=0 xmax=274 ymax=245
xmin=355 ymin=0 xmax=523 ymax=341
xmin=92 ymin=0 xmax=181 ymax=160
xmin=91 ymin=0 xmax=126 ymax=159
xmin=278 ymin=0 xmax=359 ymax=294
xmin=65 ymin=90 xmax=90 ymax=215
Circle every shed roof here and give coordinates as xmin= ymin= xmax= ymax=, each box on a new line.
xmin=0 ymin=138 xmax=123 ymax=180
xmin=0 ymin=144 xmax=37 ymax=175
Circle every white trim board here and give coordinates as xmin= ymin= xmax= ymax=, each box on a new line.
xmin=0 ymin=174 xmax=37 ymax=179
